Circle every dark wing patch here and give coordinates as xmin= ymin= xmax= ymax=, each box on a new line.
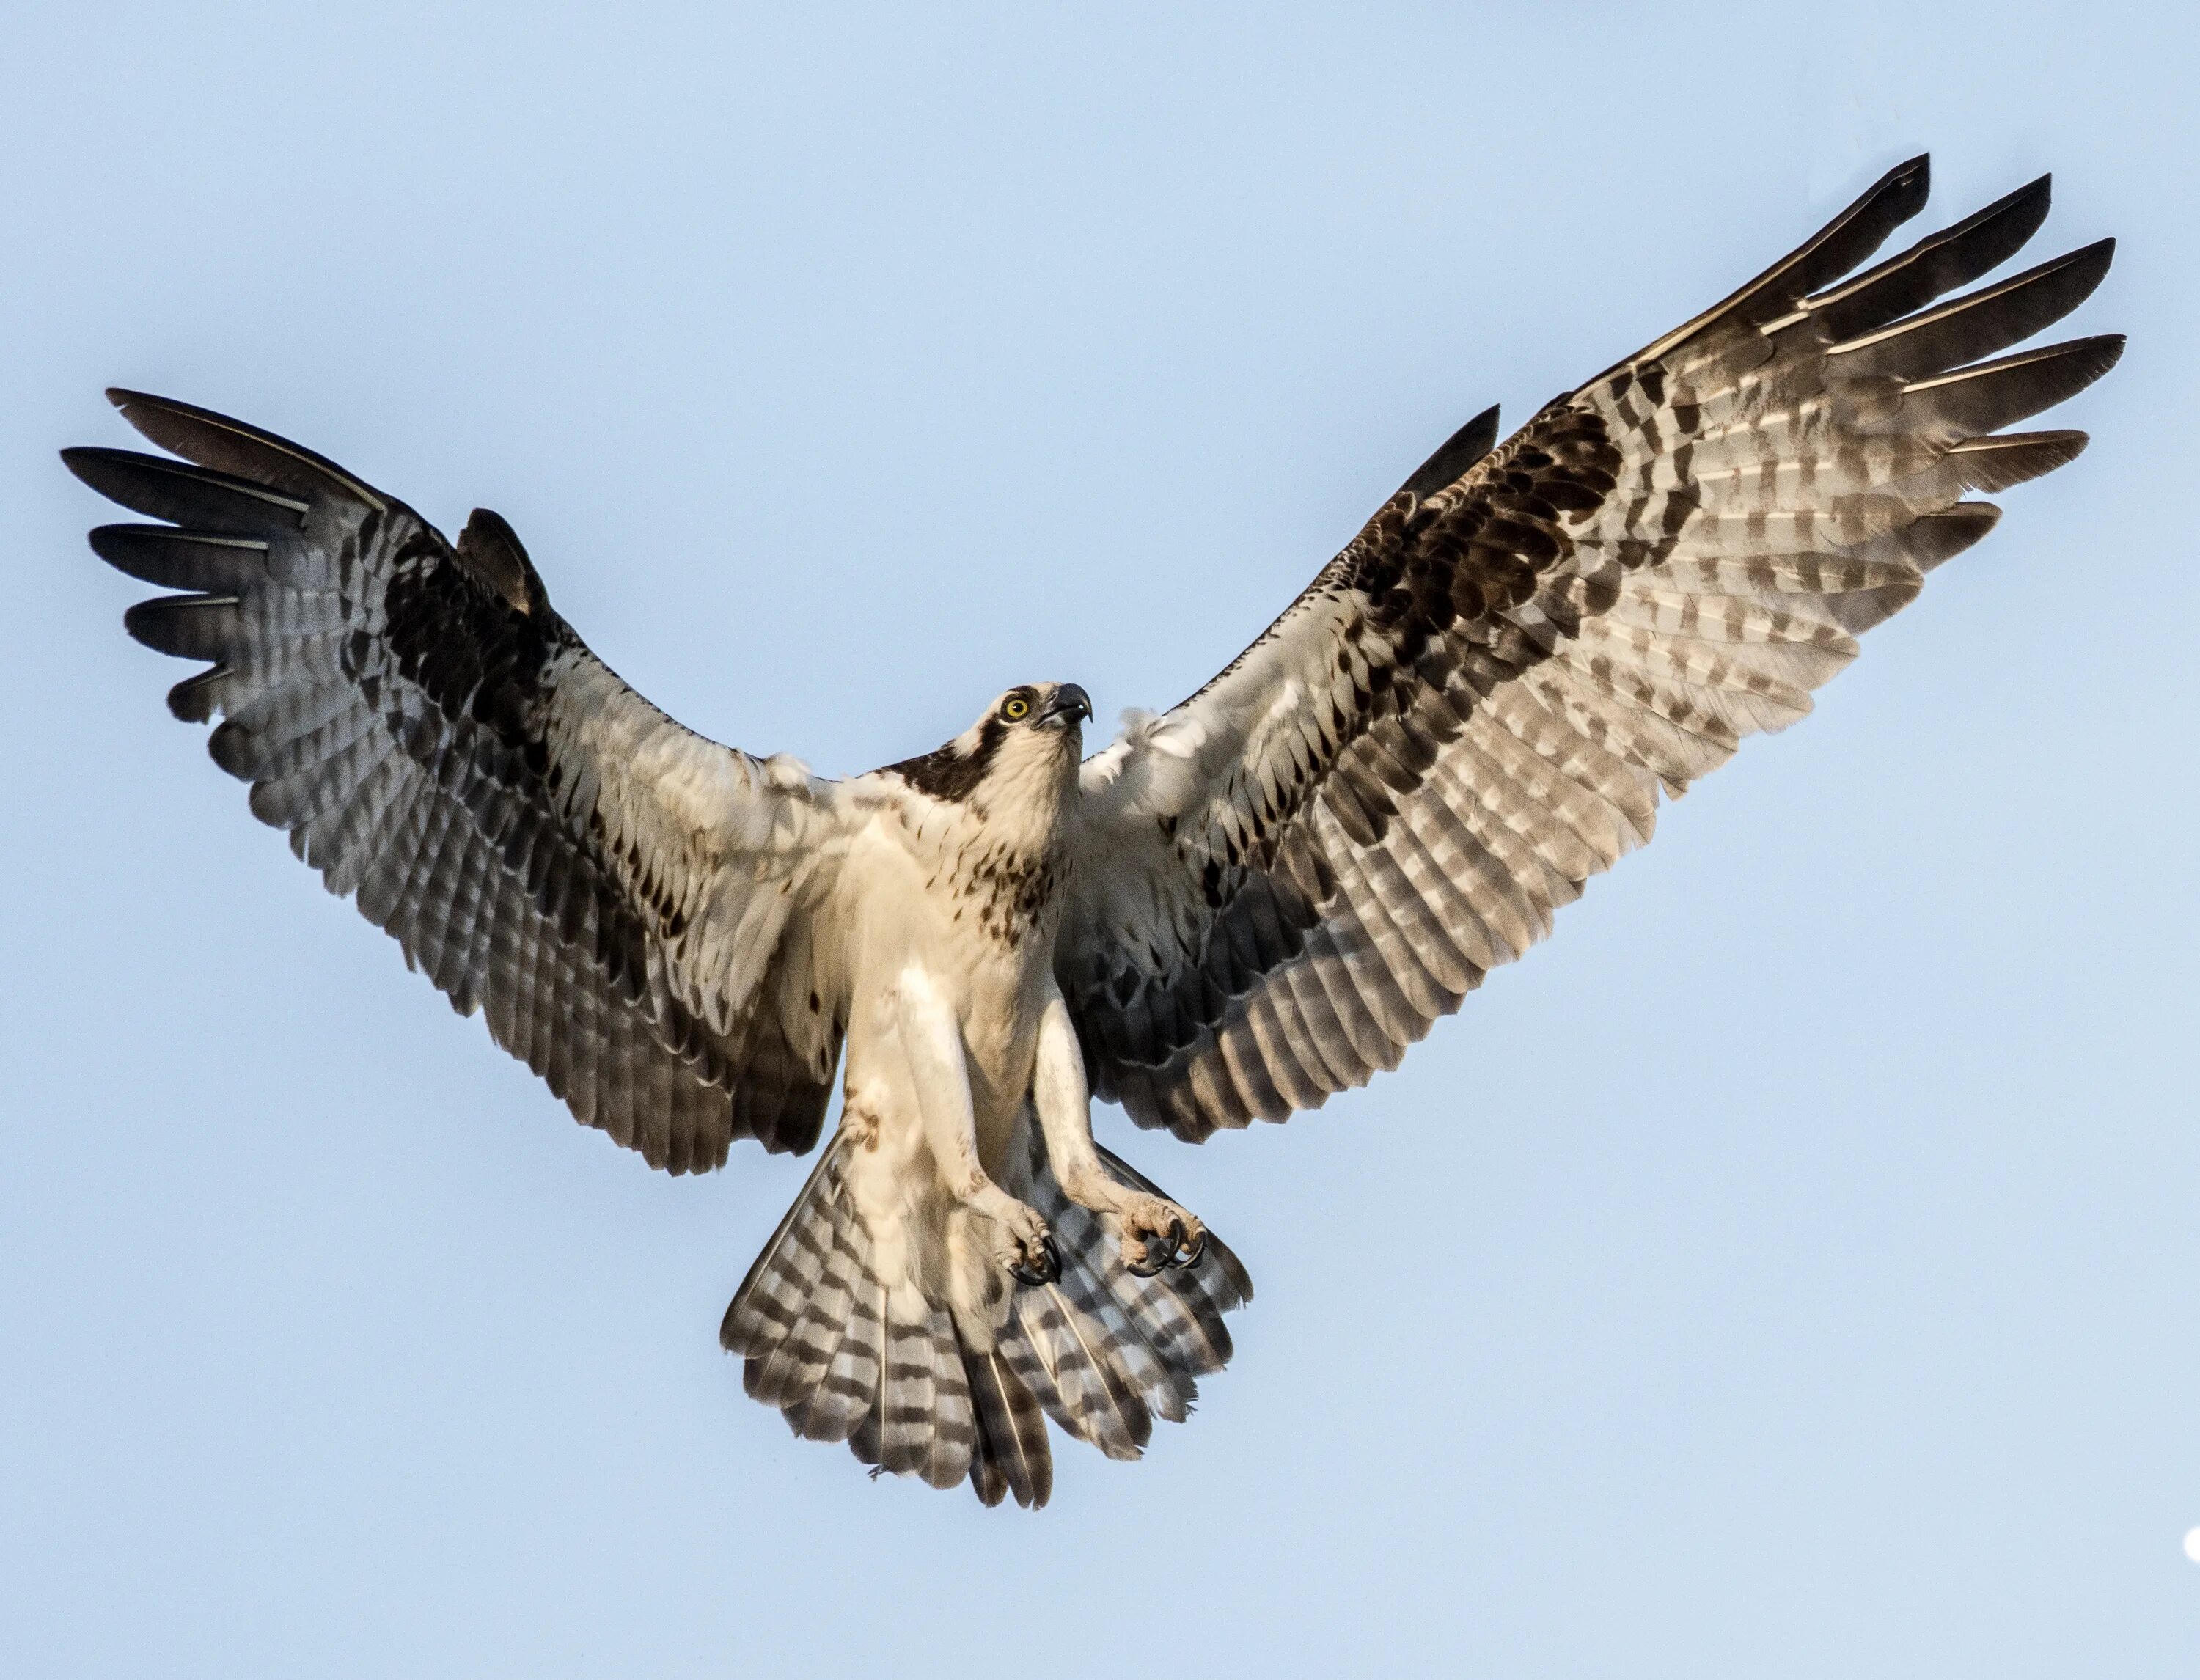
xmin=453 ymin=507 xmax=549 ymax=617
xmin=1063 ymin=159 xmax=2119 ymax=1141
xmin=884 ymin=715 xmax=1010 ymax=802
xmin=74 ymin=391 xmax=851 ymax=1170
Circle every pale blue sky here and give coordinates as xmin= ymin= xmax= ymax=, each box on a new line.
xmin=3 ymin=4 xmax=2195 ymax=1676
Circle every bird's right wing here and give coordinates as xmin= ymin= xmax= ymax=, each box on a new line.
xmin=1063 ymin=159 xmax=2120 ymax=1142
xmin=70 ymin=392 xmax=878 ymax=1172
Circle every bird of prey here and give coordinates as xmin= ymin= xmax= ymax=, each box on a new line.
xmin=73 ymin=156 xmax=2118 ymax=1507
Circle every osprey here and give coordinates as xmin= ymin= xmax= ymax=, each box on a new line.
xmin=73 ymin=157 xmax=2118 ymax=1507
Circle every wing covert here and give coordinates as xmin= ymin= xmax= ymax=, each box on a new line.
xmin=1062 ymin=158 xmax=2119 ymax=1142
xmin=71 ymin=391 xmax=864 ymax=1171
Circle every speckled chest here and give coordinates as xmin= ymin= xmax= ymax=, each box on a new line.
xmin=937 ymin=830 xmax=1068 ymax=952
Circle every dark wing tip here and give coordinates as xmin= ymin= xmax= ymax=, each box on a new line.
xmin=1951 ymin=428 xmax=2090 ymax=492
xmin=2045 ymin=237 xmax=2119 ymax=323
xmin=1396 ymin=403 xmax=1503 ymax=497
xmin=99 ymin=387 xmax=389 ymax=511
xmin=60 ymin=444 xmax=312 ymax=529
xmin=60 ymin=443 xmax=180 ymax=502
xmin=104 ymin=387 xmax=237 ymax=438
xmin=1588 ymin=153 xmax=1937 ymax=386
xmin=2037 ymin=236 xmax=2116 ymax=297
xmin=1881 ymin=153 xmax=1931 ymax=197
xmin=1905 ymin=501 xmax=2003 ymax=573
xmin=1827 ymin=150 xmax=1934 ymax=260
xmin=1977 ymin=171 xmax=2055 ymax=263
xmin=1843 ymin=152 xmax=1932 ymax=246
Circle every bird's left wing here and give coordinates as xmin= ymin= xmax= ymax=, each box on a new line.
xmin=1061 ymin=158 xmax=2119 ymax=1142
xmin=70 ymin=392 xmax=873 ymax=1171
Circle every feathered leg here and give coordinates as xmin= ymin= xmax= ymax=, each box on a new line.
xmin=722 ymin=1104 xmax=1251 ymax=1507
xmin=891 ymin=965 xmax=1059 ymax=1283
xmin=1031 ymin=985 xmax=1205 ymax=1274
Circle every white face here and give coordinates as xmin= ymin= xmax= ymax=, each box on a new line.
xmin=978 ymin=681 xmax=1093 ymax=740
xmin=967 ymin=681 xmax=1092 ymax=804
xmin=887 ymin=682 xmax=1093 ymax=810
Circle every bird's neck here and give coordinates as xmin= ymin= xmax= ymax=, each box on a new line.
xmin=967 ymin=749 xmax=1077 ymax=867
xmin=899 ymin=774 xmax=1067 ymax=953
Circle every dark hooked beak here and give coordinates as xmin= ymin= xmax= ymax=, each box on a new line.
xmin=1037 ymin=683 xmax=1093 ymax=729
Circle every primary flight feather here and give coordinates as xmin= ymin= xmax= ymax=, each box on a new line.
xmin=73 ymin=156 xmax=2118 ymax=1506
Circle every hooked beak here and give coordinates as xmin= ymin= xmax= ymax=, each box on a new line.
xmin=1037 ymin=683 xmax=1093 ymax=730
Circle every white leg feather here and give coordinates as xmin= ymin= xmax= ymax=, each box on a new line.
xmin=1032 ymin=986 xmax=1205 ymax=1273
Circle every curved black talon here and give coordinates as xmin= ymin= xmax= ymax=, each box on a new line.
xmin=1167 ymin=1227 xmax=1206 ymax=1270
xmin=1126 ymin=1218 xmax=1184 ymax=1279
xmin=1008 ymin=1235 xmax=1060 ymax=1288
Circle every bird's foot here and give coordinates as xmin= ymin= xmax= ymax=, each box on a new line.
xmin=1119 ymin=1193 xmax=1206 ymax=1277
xmin=994 ymin=1199 xmax=1060 ymax=1288
xmin=839 ymin=1104 xmax=881 ymax=1153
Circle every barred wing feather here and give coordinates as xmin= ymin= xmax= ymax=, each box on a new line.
xmin=69 ymin=392 xmax=862 ymax=1172
xmin=1063 ymin=158 xmax=2119 ymax=1142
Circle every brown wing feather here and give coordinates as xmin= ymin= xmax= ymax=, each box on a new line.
xmin=72 ymin=392 xmax=853 ymax=1171
xmin=1063 ymin=158 xmax=2119 ymax=1141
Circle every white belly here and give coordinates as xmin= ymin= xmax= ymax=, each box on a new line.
xmin=829 ymin=812 xmax=1057 ymax=1223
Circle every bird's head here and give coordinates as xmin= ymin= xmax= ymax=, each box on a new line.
xmin=985 ymin=681 xmax=1093 ymax=738
xmin=886 ymin=681 xmax=1092 ymax=808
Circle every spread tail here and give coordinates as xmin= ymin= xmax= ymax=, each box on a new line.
xmin=722 ymin=1126 xmax=1253 ymax=1508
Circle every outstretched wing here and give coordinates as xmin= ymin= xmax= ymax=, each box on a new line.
xmin=70 ymin=392 xmax=868 ymax=1171
xmin=1062 ymin=158 xmax=2120 ymax=1142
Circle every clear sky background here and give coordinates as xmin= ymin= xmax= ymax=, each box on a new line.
xmin=2 ymin=4 xmax=2194 ymax=1676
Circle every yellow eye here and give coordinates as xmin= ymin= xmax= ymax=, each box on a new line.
xmin=1002 ymin=696 xmax=1030 ymax=720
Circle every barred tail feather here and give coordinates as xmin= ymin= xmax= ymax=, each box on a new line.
xmin=993 ymin=1126 xmax=1253 ymax=1470
xmin=877 ymin=1301 xmax=971 ymax=1489
xmin=721 ymin=1125 xmax=1253 ymax=1508
xmin=964 ymin=1345 xmax=1051 ymax=1509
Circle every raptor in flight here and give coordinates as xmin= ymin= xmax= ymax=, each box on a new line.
xmin=73 ymin=157 xmax=2118 ymax=1505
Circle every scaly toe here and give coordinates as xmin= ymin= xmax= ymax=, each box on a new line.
xmin=1124 ymin=1217 xmax=1182 ymax=1278
xmin=1007 ymin=1234 xmax=1060 ymax=1288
